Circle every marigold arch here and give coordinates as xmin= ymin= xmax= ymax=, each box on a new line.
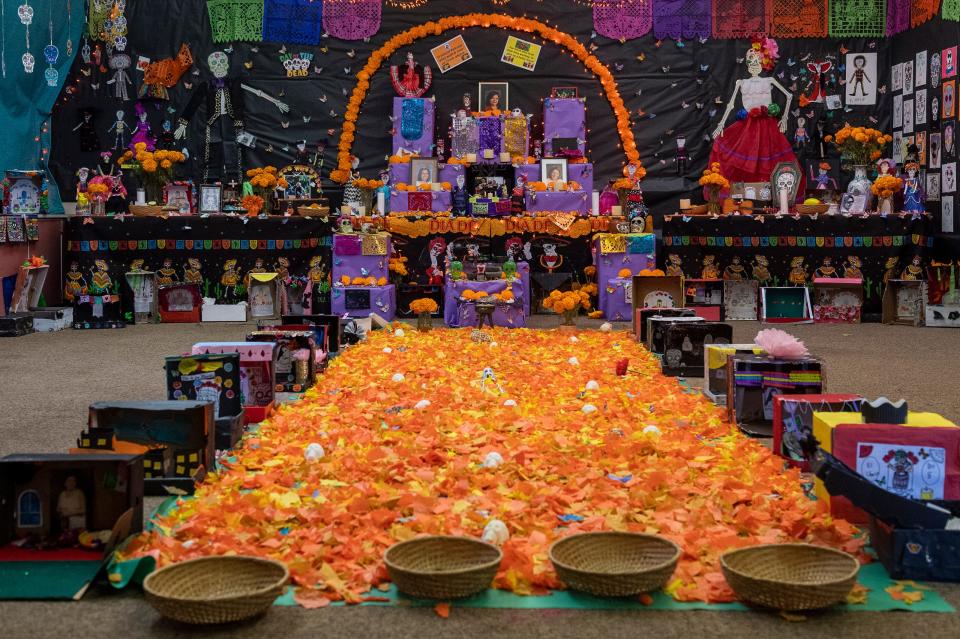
xmin=330 ymin=13 xmax=643 ymax=183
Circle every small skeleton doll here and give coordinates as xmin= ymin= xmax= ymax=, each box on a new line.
xmin=108 ymin=110 xmax=130 ymax=150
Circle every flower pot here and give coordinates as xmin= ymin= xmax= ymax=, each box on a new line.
xmin=845 ymin=166 xmax=873 ymax=211
xmin=561 ymin=309 xmax=578 ymax=327
xmin=417 ymin=312 xmax=432 ymax=332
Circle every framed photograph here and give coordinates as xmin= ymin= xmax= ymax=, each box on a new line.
xmin=163 ymin=183 xmax=194 ymax=215
xmin=540 ymin=158 xmax=568 ymax=184
xmin=927 ymin=172 xmax=941 ymax=202
xmin=916 ymin=131 xmax=927 ymax=167
xmin=410 ymin=158 xmax=439 ymax=185
xmin=478 ymin=82 xmax=509 ymax=112
xmin=943 ymin=80 xmax=956 ymax=119
xmin=199 ymin=185 xmax=222 ymax=214
xmin=945 ymin=120 xmax=957 ymax=159
xmin=904 ymin=59 xmax=915 ymax=95
xmin=930 ymin=131 xmax=943 ymax=169
xmin=551 ymin=86 xmax=578 ymax=99
xmin=943 ymin=162 xmax=957 ymax=194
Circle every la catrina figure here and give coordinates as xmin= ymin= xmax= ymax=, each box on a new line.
xmin=64 ymin=261 xmax=88 ymax=302
xmin=220 ymin=259 xmax=242 ymax=302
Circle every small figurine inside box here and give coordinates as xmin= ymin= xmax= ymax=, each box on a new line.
xmin=882 ymin=280 xmax=925 ymax=326
xmin=248 ymin=273 xmax=282 ymax=319
xmin=772 ymin=394 xmax=863 ymax=470
xmin=73 ymin=401 xmax=215 ymax=496
xmin=635 ymin=307 xmax=695 ymax=343
xmin=158 ymin=282 xmax=202 ymax=323
xmin=165 ymin=353 xmax=245 ymax=452
xmin=247 ymin=330 xmax=317 ymax=392
xmin=646 ymin=316 xmax=704 ymax=354
xmin=0 ymin=453 xmax=143 ymax=600
xmin=760 ymin=286 xmax=813 ymax=323
xmin=812 ymin=278 xmax=863 ymax=324
xmin=191 ymin=342 xmax=279 ymax=424
xmin=661 ymin=322 xmax=733 ymax=377
xmin=260 ymin=321 xmax=328 ymax=369
xmin=702 ymin=343 xmax=766 ymax=406
xmin=684 ymin=279 xmax=724 ymax=321
xmin=631 ymin=275 xmax=685 ymax=335
xmin=4 ymin=171 xmax=43 ymax=215
xmin=723 ymin=279 xmax=759 ymax=321
xmin=727 ymin=354 xmax=825 ymax=437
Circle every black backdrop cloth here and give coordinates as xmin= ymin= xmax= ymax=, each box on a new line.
xmin=660 ymin=213 xmax=935 ymax=315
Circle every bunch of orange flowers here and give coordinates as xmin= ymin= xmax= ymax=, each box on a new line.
xmin=826 ymin=126 xmax=892 ymax=166
xmin=543 ymin=289 xmax=591 ymax=313
xmin=354 ymin=178 xmax=384 ymax=190
xmin=871 ymin=174 xmax=904 ymax=199
xmin=409 ymin=298 xmax=439 ymax=314
xmin=341 ymin=275 xmax=387 ymax=287
xmin=118 ymin=144 xmax=186 ymax=175
xmin=246 ymin=166 xmax=288 ymax=191
xmin=241 ymin=194 xmax=264 ymax=216
xmin=698 ymin=162 xmax=730 ymax=190
xmin=86 ymin=183 xmax=109 ymax=199
xmin=388 ymin=256 xmax=408 ymax=276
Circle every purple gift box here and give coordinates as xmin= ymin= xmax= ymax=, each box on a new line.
xmin=331 ymin=285 xmax=396 ymax=321
xmin=392 ymin=97 xmax=435 ymax=157
xmin=390 ymin=190 xmax=452 ymax=213
xmin=515 ymin=163 xmax=594 ymax=194
xmin=332 ymin=234 xmax=391 ymax=282
xmin=524 ymin=191 xmax=590 ymax=215
xmin=444 ymin=279 xmax=526 ymax=328
xmin=543 ymin=98 xmax=586 ymax=157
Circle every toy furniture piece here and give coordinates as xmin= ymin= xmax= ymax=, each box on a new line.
xmin=813 ymin=410 xmax=959 ymax=524
xmin=661 ymin=322 xmax=733 ymax=377
xmin=635 ymin=307 xmax=695 ymax=343
xmin=727 ymin=354 xmax=824 ymax=437
xmin=760 ymin=286 xmax=813 ymax=323
xmin=191 ymin=342 xmax=279 ymax=424
xmin=165 ymin=353 xmax=245 ymax=452
xmin=9 ymin=264 xmax=49 ymax=314
xmin=392 ymin=97 xmax=435 ymax=157
xmin=882 ymin=280 xmax=925 ymax=326
xmin=684 ymin=279 xmax=724 ymax=321
xmin=812 ymin=278 xmax=863 ymax=323
xmin=543 ymin=97 xmax=587 ymax=158
xmin=248 ymin=273 xmax=282 ymax=319
xmin=772 ymin=394 xmax=864 ymax=471
xmin=246 ymin=330 xmax=318 ymax=392
xmin=723 ymin=279 xmax=759 ymax=321
xmin=646 ymin=316 xmax=704 ymax=354
xmin=158 ymin=283 xmax=202 ymax=323
xmin=124 ymin=269 xmax=157 ymax=324
xmin=73 ymin=401 xmax=215 ymax=497
xmin=702 ymin=343 xmax=766 ymax=405
xmin=594 ymin=233 xmax=656 ymax=322
xmin=0 ymin=453 xmax=143 ymax=600
xmin=631 ymin=274 xmax=684 ymax=336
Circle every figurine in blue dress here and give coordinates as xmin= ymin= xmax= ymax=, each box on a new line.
xmin=902 ymin=162 xmax=925 ymax=213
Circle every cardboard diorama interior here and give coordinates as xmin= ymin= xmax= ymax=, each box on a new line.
xmin=684 ymin=279 xmax=724 ymax=321
xmin=633 ymin=307 xmax=693 ymax=342
xmin=660 ymin=322 xmax=733 ymax=377
xmin=72 ymin=401 xmax=214 ymax=496
xmin=248 ymin=273 xmax=282 ymax=320
xmin=702 ymin=343 xmax=766 ymax=405
xmin=0 ymin=454 xmax=143 ymax=600
xmin=726 ymin=354 xmax=825 ymax=438
xmin=723 ymin=279 xmax=759 ymax=321
xmin=924 ymin=304 xmax=960 ymax=328
xmin=124 ymin=271 xmax=157 ymax=324
xmin=158 ymin=282 xmax=202 ymax=323
xmin=73 ymin=293 xmax=125 ymax=329
xmin=247 ymin=330 xmax=318 ymax=392
xmin=870 ymin=503 xmax=960 ymax=582
xmin=9 ymin=265 xmax=48 ymax=313
xmin=645 ymin=316 xmax=704 ymax=354
xmin=201 ymin=300 xmax=249 ymax=322
xmin=191 ymin=342 xmax=280 ymax=424
xmin=283 ymin=313 xmax=342 ymax=353
xmin=630 ymin=275 xmax=684 ymax=336
xmin=772 ymin=394 xmax=864 ymax=471
xmin=812 ymin=278 xmax=864 ymax=324
xmin=760 ymin=286 xmax=813 ymax=323
xmin=165 ymin=353 xmax=245 ymax=451
xmin=882 ymin=280 xmax=925 ymax=326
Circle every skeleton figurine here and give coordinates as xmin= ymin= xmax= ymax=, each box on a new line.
xmin=107 ymin=110 xmax=130 ymax=150
xmin=107 ymin=51 xmax=133 ymax=101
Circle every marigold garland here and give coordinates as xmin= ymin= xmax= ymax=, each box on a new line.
xmin=330 ymin=13 xmax=641 ymax=183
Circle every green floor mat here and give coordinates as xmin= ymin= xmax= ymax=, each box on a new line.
xmin=0 ymin=560 xmax=102 ymax=600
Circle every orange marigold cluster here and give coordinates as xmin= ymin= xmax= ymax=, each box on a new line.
xmin=871 ymin=174 xmax=904 ymax=199
xmin=247 ymin=167 xmax=288 ymax=190
xmin=699 ymin=162 xmax=730 ymax=190
xmin=388 ymin=256 xmax=408 ymax=276
xmin=543 ymin=289 xmax=591 ymax=313
xmin=828 ymin=126 xmax=893 ymax=166
xmin=409 ymin=298 xmax=438 ymax=314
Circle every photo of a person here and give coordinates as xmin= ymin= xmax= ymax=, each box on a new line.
xmin=410 ymin=158 xmax=438 ymax=186
xmin=478 ymin=82 xmax=509 ymax=114
xmin=540 ymin=159 xmax=567 ymax=185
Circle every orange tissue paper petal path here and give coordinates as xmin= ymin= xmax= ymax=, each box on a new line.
xmin=119 ymin=329 xmax=864 ymax=605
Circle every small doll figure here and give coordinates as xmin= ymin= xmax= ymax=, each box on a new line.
xmin=788 ymin=256 xmax=807 ymax=286
xmin=844 ymin=256 xmax=863 ymax=280
xmin=675 ymin=135 xmax=689 ymax=175
xmin=308 ymin=255 xmax=327 ymax=285
xmin=57 ymin=476 xmax=87 ymax=542
xmin=157 ymin=120 xmax=176 ymax=150
xmin=221 ymin=259 xmax=241 ymax=301
xmin=752 ymin=255 xmax=771 ymax=283
xmin=665 ymin=253 xmax=684 ymax=277
xmin=108 ymin=110 xmax=129 ymax=150
xmin=107 ymin=51 xmax=133 ymax=101
xmin=811 ymin=162 xmax=838 ymax=190
xmin=701 ymin=255 xmax=719 ymax=279
xmin=533 ymin=140 xmax=543 ymax=162
xmin=877 ymin=158 xmax=896 ymax=177
xmin=502 ymin=259 xmax=518 ymax=280
xmin=376 ymin=169 xmax=392 ymax=215
xmin=435 ymin=138 xmax=446 ymax=163
xmin=540 ymin=242 xmax=564 ymax=272
xmin=64 ymin=260 xmax=88 ymax=301
xmin=157 ymin=257 xmax=179 ymax=286
xmin=815 ymin=256 xmax=838 ymax=278
xmin=511 ymin=175 xmax=527 ymax=216
xmin=794 ymin=117 xmax=810 ymax=147
xmin=723 ymin=255 xmax=746 ymax=280
xmin=184 ymin=257 xmax=203 ymax=284
xmin=129 ymin=101 xmax=156 ymax=152
xmin=90 ymin=259 xmax=113 ymax=294
xmin=295 ymin=139 xmax=311 ymax=165
xmin=883 ymin=256 xmax=900 ymax=285
xmin=901 ymin=255 xmax=924 ymax=280
xmin=73 ymin=108 xmax=100 ymax=152
xmin=902 ymin=162 xmax=925 ymax=213
xmin=452 ymin=174 xmax=468 ymax=216
xmin=75 ymin=167 xmax=91 ymax=201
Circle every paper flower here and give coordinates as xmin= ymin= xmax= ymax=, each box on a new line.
xmin=754 ymin=328 xmax=809 ymax=359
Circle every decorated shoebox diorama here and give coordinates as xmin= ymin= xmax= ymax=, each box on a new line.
xmin=593 ymin=233 xmax=656 ymax=323
xmin=760 ymin=286 xmax=813 ymax=323
xmin=73 ymin=401 xmax=215 ymax=497
xmin=702 ymin=344 xmax=766 ymax=406
xmin=870 ymin=501 xmax=960 ymax=581
xmin=0 ymin=453 xmax=143 ymax=600
xmin=812 ymin=278 xmax=863 ymax=324
xmin=165 ymin=353 xmax=245 ymax=452
xmin=661 ymin=322 xmax=733 ymax=377
xmin=283 ymin=313 xmax=340 ymax=354
xmin=259 ymin=322 xmax=328 ymax=369
xmin=73 ymin=294 xmax=125 ymax=329
xmin=467 ymin=195 xmax=511 ymax=216
xmin=200 ymin=300 xmax=248 ymax=322
xmin=331 ymin=233 xmax=396 ymax=321
xmin=646 ymin=316 xmax=704 ymax=354
xmin=191 ymin=342 xmax=279 ymax=424
xmin=123 ymin=269 xmax=157 ymax=324
xmin=631 ymin=275 xmax=684 ymax=336
xmin=726 ymin=354 xmax=824 ymax=437
xmin=924 ymin=305 xmax=960 ymax=328
xmin=813 ymin=410 xmax=959 ymax=524
xmin=247 ymin=273 xmax=282 ymax=320
xmin=246 ymin=330 xmax=318 ymax=393
xmin=392 ymin=97 xmax=435 ymax=157
xmin=9 ymin=264 xmax=49 ymax=314
xmin=158 ymin=283 xmax=202 ymax=323
xmin=772 ymin=394 xmax=864 ymax=471
xmin=684 ymin=279 xmax=724 ymax=321
xmin=635 ymin=308 xmax=694 ymax=343
xmin=882 ymin=279 xmax=925 ymax=326
xmin=723 ymin=279 xmax=759 ymax=321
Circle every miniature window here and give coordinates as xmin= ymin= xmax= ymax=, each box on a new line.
xmin=17 ymin=490 xmax=42 ymax=528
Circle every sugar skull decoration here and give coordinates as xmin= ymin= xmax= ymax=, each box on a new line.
xmin=208 ymin=51 xmax=230 ymax=79
xmin=18 ymin=2 xmax=34 ymax=73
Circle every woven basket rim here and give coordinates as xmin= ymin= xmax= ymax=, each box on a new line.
xmin=720 ymin=543 xmax=860 ymax=587
xmin=548 ymin=532 xmax=682 ymax=576
xmin=143 ymin=555 xmax=290 ymax=603
xmin=384 ymin=535 xmax=503 ymax=576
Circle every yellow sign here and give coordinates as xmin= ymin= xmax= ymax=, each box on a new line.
xmin=501 ymin=36 xmax=541 ymax=72
xmin=430 ymin=35 xmax=473 ymax=73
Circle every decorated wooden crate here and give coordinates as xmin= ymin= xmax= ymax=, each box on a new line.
xmin=882 ymin=280 xmax=925 ymax=326
xmin=73 ymin=294 xmax=125 ymax=329
xmin=727 ymin=354 xmax=824 ymax=437
xmin=9 ymin=265 xmax=48 ymax=314
xmin=191 ymin=342 xmax=279 ymax=424
xmin=661 ymin=322 xmax=733 ymax=377
xmin=634 ymin=308 xmax=695 ymax=343
xmin=772 ymin=394 xmax=863 ymax=471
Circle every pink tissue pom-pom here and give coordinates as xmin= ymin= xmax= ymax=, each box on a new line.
xmin=754 ymin=328 xmax=809 ymax=359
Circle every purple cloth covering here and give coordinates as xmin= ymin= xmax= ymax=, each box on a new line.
xmin=443 ymin=279 xmax=526 ymax=327
xmin=524 ymin=191 xmax=590 ymax=215
xmin=332 ymin=234 xmax=391 ymax=282
xmin=652 ymin=0 xmax=712 ymax=40
xmin=515 ymin=163 xmax=594 ymax=194
xmin=594 ymin=235 xmax=656 ymax=321
xmin=543 ymin=99 xmax=586 ymax=157
xmin=390 ymin=190 xmax=452 ymax=213
xmin=601 ymin=278 xmax=633 ymax=322
xmin=331 ymin=285 xmax=396 ymax=320
xmin=392 ymin=97 xmax=435 ymax=157
xmin=438 ymin=164 xmax=466 ymax=185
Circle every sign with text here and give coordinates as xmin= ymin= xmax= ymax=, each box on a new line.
xmin=431 ymin=35 xmax=473 ymax=74
xmin=501 ymin=36 xmax=541 ymax=72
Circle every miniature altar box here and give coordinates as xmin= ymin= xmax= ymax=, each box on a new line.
xmin=516 ymin=163 xmax=595 ymax=195
xmin=882 ymin=280 xmax=925 ymax=326
xmin=332 ymin=233 xmax=391 ymax=282
xmin=73 ymin=294 xmax=125 ymax=329
xmin=165 ymin=353 xmax=245 ymax=452
xmin=392 ymin=97 xmax=435 ymax=157
xmin=924 ymin=305 xmax=960 ymax=328
xmin=702 ymin=344 xmax=766 ymax=405
xmin=723 ymin=279 xmax=759 ymax=321
xmin=158 ymin=283 xmax=202 ymax=323
xmin=0 ymin=453 xmax=143 ymax=600
xmin=124 ymin=270 xmax=157 ymax=324
xmin=646 ymin=316 xmax=704 ymax=354
xmin=246 ymin=330 xmax=318 ymax=392
xmin=29 ymin=307 xmax=72 ymax=332
xmin=813 ymin=411 xmax=959 ymax=524
xmin=77 ymin=401 xmax=215 ymax=496
xmin=543 ymin=97 xmax=587 ymax=158
xmin=248 ymin=273 xmax=282 ymax=320
xmin=390 ymin=190 xmax=452 ymax=213
xmin=685 ymin=279 xmax=724 ymax=321
xmin=813 ymin=278 xmax=863 ymax=324
xmin=9 ymin=265 xmax=48 ymax=314
xmin=631 ymin=275 xmax=684 ymax=335
xmin=0 ymin=313 xmax=33 ymax=337
xmin=760 ymin=287 xmax=813 ymax=323
xmin=200 ymin=300 xmax=248 ymax=322
xmin=727 ymin=354 xmax=825 ymax=438
xmin=283 ymin=313 xmax=340 ymax=353
xmin=870 ymin=503 xmax=960 ymax=581
xmin=191 ymin=342 xmax=279 ymax=424
xmin=772 ymin=394 xmax=863 ymax=471
xmin=635 ymin=308 xmax=695 ymax=343
xmin=661 ymin=322 xmax=733 ymax=377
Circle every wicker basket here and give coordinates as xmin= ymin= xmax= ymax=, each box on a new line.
xmin=794 ymin=204 xmax=830 ymax=215
xmin=384 ymin=536 xmax=502 ymax=599
xmin=129 ymin=204 xmax=166 ymax=217
xmin=298 ymin=205 xmax=331 ymax=217
xmin=721 ymin=544 xmax=859 ymax=611
xmin=143 ymin=556 xmax=289 ymax=624
xmin=549 ymin=532 xmax=681 ymax=597
xmin=680 ymin=204 xmax=709 ymax=215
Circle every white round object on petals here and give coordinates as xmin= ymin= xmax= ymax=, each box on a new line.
xmin=569 ymin=335 xmax=579 ymax=343
xmin=383 ymin=347 xmax=393 ymax=353
xmin=490 ymin=341 xmax=498 ymax=347
xmin=568 ymin=357 xmax=580 ymax=366
xmin=482 ymin=451 xmax=504 ymax=468
xmin=391 ymin=373 xmax=405 ymax=382
xmin=600 ymin=322 xmax=613 ymax=332
xmin=585 ymin=380 xmax=600 ymax=391
xmin=503 ymin=399 xmax=517 ymax=407
xmin=642 ymin=425 xmax=662 ymax=436
xmin=481 ymin=519 xmax=510 ymax=546
xmin=414 ymin=399 xmax=431 ymax=410
xmin=304 ymin=443 xmax=326 ymax=461
xmin=581 ymin=403 xmax=598 ymax=414
xmin=394 ymin=329 xmax=405 ymax=337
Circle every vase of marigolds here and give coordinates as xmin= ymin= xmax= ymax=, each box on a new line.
xmin=827 ymin=126 xmax=891 ymax=210
xmin=118 ymin=144 xmax=186 ymax=204
xmin=872 ymin=174 xmax=902 ymax=215
xmin=699 ymin=162 xmax=729 ymax=215
xmin=354 ymin=178 xmax=384 ymax=214
xmin=246 ymin=166 xmax=288 ymax=214
xmin=543 ymin=289 xmax=591 ymax=328
xmin=410 ymin=298 xmax=438 ymax=331
xmin=389 ymin=255 xmax=409 ymax=285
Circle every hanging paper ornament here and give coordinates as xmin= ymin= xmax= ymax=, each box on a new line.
xmin=322 ymin=0 xmax=381 ymax=41
xmin=22 ymin=52 xmax=35 ymax=73
xmin=593 ymin=0 xmax=652 ymax=41
xmin=652 ymin=0 xmax=711 ymax=40
xmin=19 ymin=1 xmax=33 ymax=73
xmin=43 ymin=43 xmax=57 ymax=64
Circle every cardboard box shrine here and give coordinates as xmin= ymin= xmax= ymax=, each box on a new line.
xmin=646 ymin=316 xmax=704 ymax=354
xmin=661 ymin=322 xmax=734 ymax=377
xmin=727 ymin=354 xmax=825 ymax=437
xmin=772 ymin=394 xmax=864 ymax=471
xmin=165 ymin=353 xmax=245 ymax=451
xmin=246 ymin=330 xmax=318 ymax=392
xmin=191 ymin=342 xmax=280 ymax=424
xmin=702 ymin=343 xmax=766 ymax=405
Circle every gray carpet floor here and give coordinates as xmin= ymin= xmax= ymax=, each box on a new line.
xmin=2 ymin=319 xmax=959 ymax=638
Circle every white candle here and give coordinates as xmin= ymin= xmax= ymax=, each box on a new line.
xmin=592 ymin=191 xmax=600 ymax=216
xmin=136 ymin=189 xmax=146 ymax=205
xmin=377 ymin=191 xmax=385 ymax=214
xmin=779 ymin=188 xmax=791 ymax=215
xmin=466 ymin=153 xmax=478 ymax=163
xmin=483 ymin=149 xmax=495 ymax=159
xmin=500 ymin=151 xmax=512 ymax=163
